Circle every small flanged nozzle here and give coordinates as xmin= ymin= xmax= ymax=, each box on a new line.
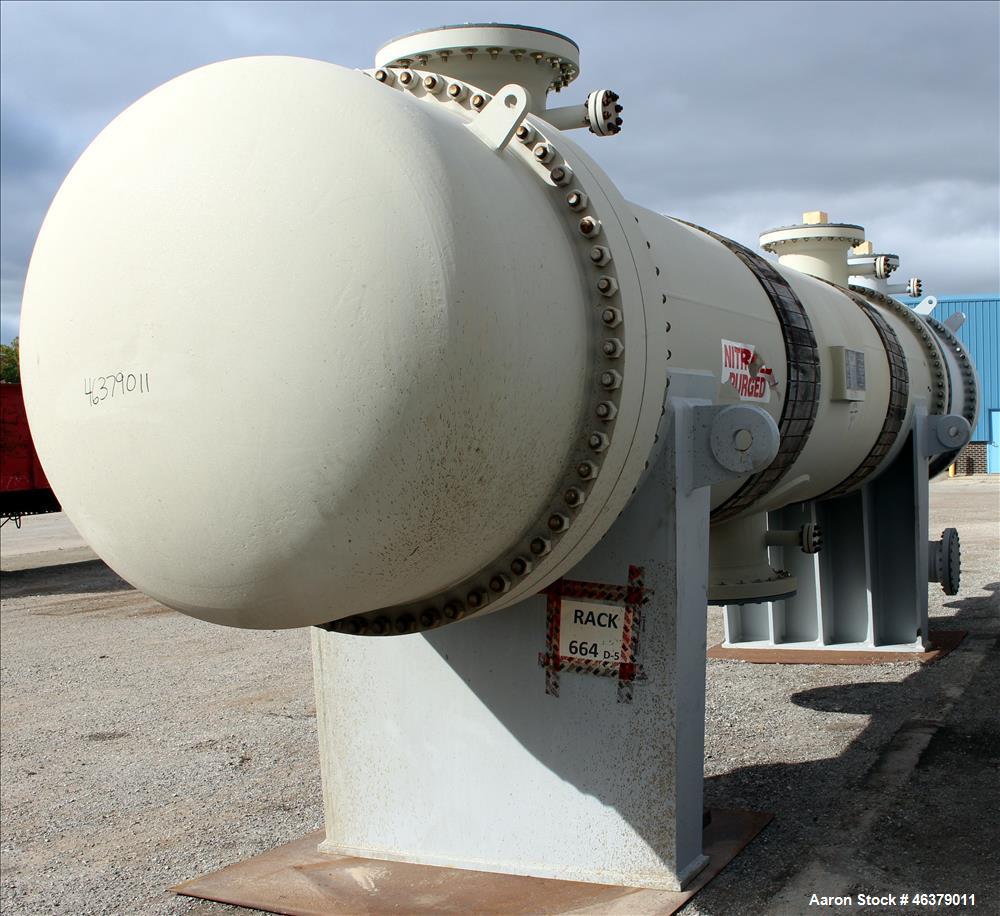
xmin=928 ymin=528 xmax=961 ymax=595
xmin=801 ymin=522 xmax=822 ymax=554
xmin=586 ymin=89 xmax=623 ymax=136
xmin=908 ymin=278 xmax=923 ymax=297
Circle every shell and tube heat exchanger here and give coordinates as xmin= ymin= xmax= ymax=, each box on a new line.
xmin=20 ymin=24 xmax=978 ymax=891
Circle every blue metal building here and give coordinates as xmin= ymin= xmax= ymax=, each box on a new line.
xmin=906 ymin=295 xmax=999 ymax=473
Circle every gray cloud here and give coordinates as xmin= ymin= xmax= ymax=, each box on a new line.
xmin=1 ymin=0 xmax=997 ymax=341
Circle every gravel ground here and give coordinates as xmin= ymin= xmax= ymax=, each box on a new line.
xmin=1 ymin=476 xmax=997 ymax=915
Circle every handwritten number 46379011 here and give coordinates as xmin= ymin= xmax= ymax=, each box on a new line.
xmin=84 ymin=373 xmax=149 ymax=405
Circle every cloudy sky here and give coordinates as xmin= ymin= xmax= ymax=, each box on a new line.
xmin=1 ymin=0 xmax=997 ymax=342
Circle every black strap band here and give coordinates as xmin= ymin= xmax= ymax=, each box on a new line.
xmin=677 ymin=221 xmax=821 ymax=523
xmin=817 ymin=287 xmax=909 ymax=500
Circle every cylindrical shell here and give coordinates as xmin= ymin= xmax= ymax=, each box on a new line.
xmin=20 ymin=52 xmax=969 ymax=633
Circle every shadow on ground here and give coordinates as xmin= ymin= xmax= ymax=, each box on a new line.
xmin=0 ymin=560 xmax=132 ymax=599
xmin=695 ymin=584 xmax=999 ymax=914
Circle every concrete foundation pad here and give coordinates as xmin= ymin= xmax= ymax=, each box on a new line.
xmin=707 ymin=629 xmax=966 ymax=664
xmin=171 ymin=807 xmax=771 ymax=916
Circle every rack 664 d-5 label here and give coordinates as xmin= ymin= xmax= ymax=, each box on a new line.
xmin=559 ymin=599 xmax=626 ymax=662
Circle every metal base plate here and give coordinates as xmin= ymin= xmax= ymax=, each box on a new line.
xmin=171 ymin=808 xmax=771 ymax=916
xmin=707 ymin=629 xmax=966 ymax=665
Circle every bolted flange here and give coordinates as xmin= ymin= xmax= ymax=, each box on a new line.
xmin=928 ymin=528 xmax=961 ymax=595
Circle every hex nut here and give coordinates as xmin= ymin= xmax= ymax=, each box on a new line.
xmin=601 ymin=307 xmax=623 ymax=328
xmin=589 ymin=431 xmax=610 ymax=451
xmin=530 ymin=536 xmax=552 ymax=556
xmin=533 ymin=143 xmax=556 ymax=163
xmin=602 ymin=338 xmax=624 ymax=358
xmin=590 ymin=245 xmax=612 ymax=266
xmin=600 ymin=369 xmax=623 ymax=389
xmin=442 ymin=602 xmax=465 ymax=620
xmin=596 ymin=401 xmax=618 ymax=421
xmin=546 ymin=513 xmax=567 ymax=533
xmin=419 ymin=608 xmax=441 ymax=628
xmin=550 ymin=165 xmax=574 ymax=186
xmin=597 ymin=276 xmax=619 ymax=296
xmin=510 ymin=556 xmax=533 ymax=576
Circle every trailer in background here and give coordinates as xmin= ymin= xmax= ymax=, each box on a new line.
xmin=1 ymin=383 xmax=60 ymax=526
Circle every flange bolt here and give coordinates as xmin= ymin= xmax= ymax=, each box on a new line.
xmin=602 ymin=338 xmax=624 ymax=358
xmin=530 ymin=536 xmax=552 ymax=556
xmin=550 ymin=165 xmax=574 ymax=186
xmin=590 ymin=245 xmax=612 ymax=266
xmin=419 ymin=608 xmax=441 ymax=627
xmin=533 ymin=143 xmax=556 ymax=163
xmin=588 ymin=431 xmax=610 ymax=452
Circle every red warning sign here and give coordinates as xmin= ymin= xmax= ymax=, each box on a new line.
xmin=721 ymin=339 xmax=773 ymax=403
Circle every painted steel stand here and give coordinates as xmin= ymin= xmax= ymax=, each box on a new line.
xmin=311 ymin=372 xmax=778 ymax=891
xmin=722 ymin=411 xmax=971 ymax=654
